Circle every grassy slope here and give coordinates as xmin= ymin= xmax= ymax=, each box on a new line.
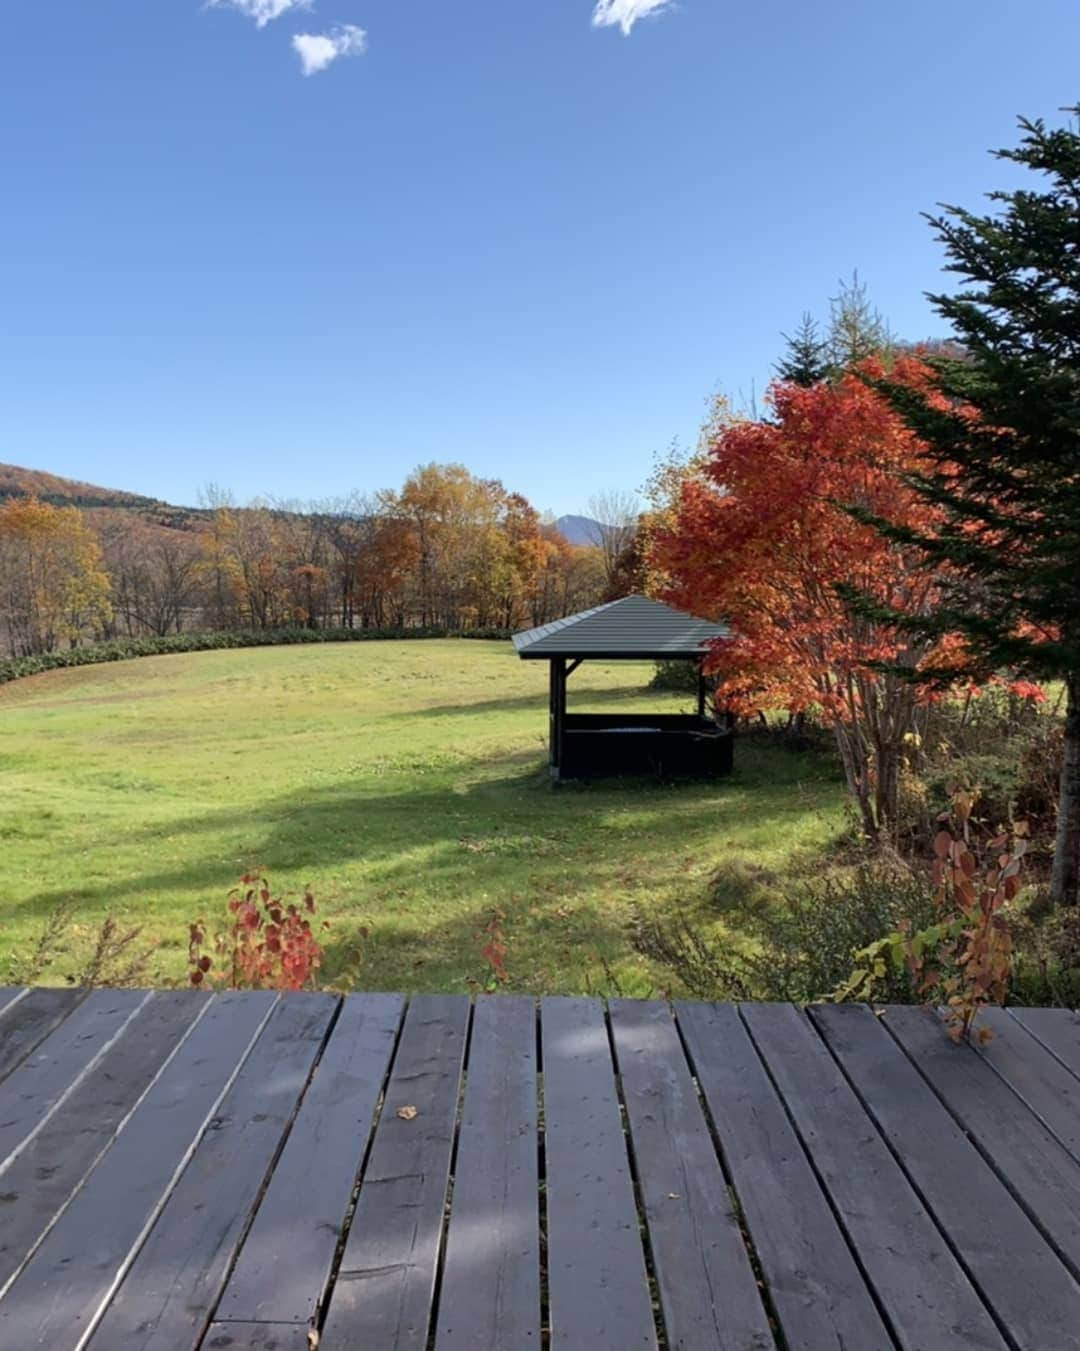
xmin=0 ymin=640 xmax=845 ymax=993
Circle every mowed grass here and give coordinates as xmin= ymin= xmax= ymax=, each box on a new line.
xmin=0 ymin=640 xmax=846 ymax=994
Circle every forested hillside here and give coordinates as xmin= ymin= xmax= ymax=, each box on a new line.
xmin=0 ymin=462 xmax=619 ymax=657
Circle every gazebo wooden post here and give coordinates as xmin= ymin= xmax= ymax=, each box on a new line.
xmin=549 ymin=657 xmax=567 ymax=779
xmin=696 ymin=663 xmax=707 ymax=719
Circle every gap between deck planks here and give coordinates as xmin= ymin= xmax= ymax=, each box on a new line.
xmin=4 ymin=991 xmax=1080 ymax=1351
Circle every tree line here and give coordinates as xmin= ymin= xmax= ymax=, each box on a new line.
xmin=0 ymin=463 xmax=620 ymax=658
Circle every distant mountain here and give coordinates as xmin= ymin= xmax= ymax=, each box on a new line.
xmin=0 ymin=463 xmax=211 ymax=534
xmin=0 ymin=463 xmax=165 ymax=510
xmin=555 ymin=514 xmax=602 ymax=547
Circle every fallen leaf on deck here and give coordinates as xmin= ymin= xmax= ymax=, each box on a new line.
xmin=397 ymin=1104 xmax=418 ymax=1121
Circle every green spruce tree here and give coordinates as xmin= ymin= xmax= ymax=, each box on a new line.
xmin=870 ymin=107 xmax=1080 ymax=905
xmin=775 ymin=312 xmax=831 ymax=385
xmin=828 ymin=271 xmax=892 ymax=369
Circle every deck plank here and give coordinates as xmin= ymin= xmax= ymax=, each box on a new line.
xmin=0 ymin=991 xmax=277 ymax=1348
xmin=677 ymin=1001 xmax=891 ymax=1351
xmin=318 ymin=994 xmax=469 ymax=1351
xmin=202 ymin=1324 xmax=311 ymax=1349
xmin=971 ymin=1006 xmax=1080 ymax=1163
xmin=434 ymin=995 xmax=540 ymax=1351
xmin=0 ymin=990 xmax=207 ymax=1294
xmin=813 ymin=1002 xmax=1080 ymax=1348
xmin=0 ymin=988 xmax=149 ymax=1170
xmin=610 ymin=999 xmax=773 ymax=1351
xmin=885 ymin=1004 xmax=1080 ymax=1277
xmin=214 ymin=992 xmax=404 ymax=1330
xmin=1009 ymin=1007 xmax=1080 ymax=1078
xmin=741 ymin=1001 xmax=1005 ymax=1351
xmin=541 ymin=996 xmax=658 ymax=1350
xmin=8 ymin=990 xmax=1080 ymax=1351
xmin=85 ymin=993 xmax=337 ymax=1351
xmin=0 ymin=987 xmax=86 ymax=1085
xmin=0 ymin=988 xmax=27 ymax=1021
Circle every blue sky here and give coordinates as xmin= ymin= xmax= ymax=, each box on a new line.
xmin=2 ymin=1 xmax=1078 ymax=515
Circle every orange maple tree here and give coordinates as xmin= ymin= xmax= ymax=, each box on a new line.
xmin=653 ymin=356 xmax=958 ymax=839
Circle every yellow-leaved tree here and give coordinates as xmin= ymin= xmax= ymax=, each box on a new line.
xmin=0 ymin=497 xmax=112 ymax=655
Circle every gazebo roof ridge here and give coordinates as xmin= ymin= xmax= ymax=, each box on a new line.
xmin=512 ymin=593 xmax=729 ymax=660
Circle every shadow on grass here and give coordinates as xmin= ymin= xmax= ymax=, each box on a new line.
xmin=10 ymin=737 xmax=845 ymax=995
xmin=318 ymin=891 xmax=640 ymax=995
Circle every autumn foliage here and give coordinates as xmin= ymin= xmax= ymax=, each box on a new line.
xmin=925 ymin=797 xmax=1022 ymax=1041
xmin=474 ymin=908 xmax=510 ymax=990
xmin=837 ymin=793 xmax=1025 ymax=1041
xmin=188 ymin=875 xmax=326 ymax=991
xmin=0 ymin=496 xmax=112 ymax=655
xmin=653 ymin=357 xmax=956 ymax=838
xmin=1 ymin=463 xmax=610 ymax=660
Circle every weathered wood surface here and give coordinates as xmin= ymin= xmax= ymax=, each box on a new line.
xmin=214 ymin=992 xmax=405 ymax=1330
xmin=741 ymin=1001 xmax=1007 ymax=1351
xmin=680 ymin=1000 xmax=892 ymax=1350
xmin=202 ymin=1326 xmax=311 ymax=1350
xmin=1010 ymin=1005 xmax=1080 ymax=1078
xmin=542 ymin=996 xmax=657 ymax=1349
xmin=0 ymin=991 xmax=276 ymax=1347
xmin=885 ymin=1003 xmax=1080 ymax=1279
xmin=610 ymin=999 xmax=773 ymax=1351
xmin=0 ymin=987 xmax=86 ymax=1084
xmin=0 ymin=990 xmax=207 ymax=1295
xmin=813 ymin=1002 xmax=1080 ymax=1348
xmin=973 ymin=1005 xmax=1080 ymax=1163
xmin=84 ymin=993 xmax=336 ymax=1351
xmin=434 ymin=995 xmax=540 ymax=1350
xmin=318 ymin=993 xmax=469 ymax=1351
xmin=0 ymin=988 xmax=148 ymax=1171
xmin=4 ymin=990 xmax=1080 ymax=1351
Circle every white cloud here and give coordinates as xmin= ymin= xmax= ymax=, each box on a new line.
xmin=591 ymin=0 xmax=676 ymax=36
xmin=292 ymin=24 xmax=367 ymax=76
xmin=207 ymin=0 xmax=314 ymax=28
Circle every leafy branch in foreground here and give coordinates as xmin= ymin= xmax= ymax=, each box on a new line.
xmin=835 ymin=792 xmax=1024 ymax=1042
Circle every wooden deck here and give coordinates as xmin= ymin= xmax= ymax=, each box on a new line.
xmin=2 ymin=992 xmax=1080 ymax=1350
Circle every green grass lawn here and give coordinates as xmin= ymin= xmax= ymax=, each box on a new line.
xmin=0 ymin=640 xmax=846 ymax=994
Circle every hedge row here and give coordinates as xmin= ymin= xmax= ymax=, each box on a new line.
xmin=0 ymin=625 xmax=515 ymax=687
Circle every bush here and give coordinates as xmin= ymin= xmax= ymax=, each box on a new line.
xmin=897 ymin=688 xmax=1063 ymax=866
xmin=650 ymin=660 xmax=701 ymax=693
xmin=837 ymin=795 xmax=1026 ymax=1041
xmin=0 ymin=624 xmax=513 ymax=687
xmin=632 ymin=859 xmax=937 ymax=1003
xmin=1009 ymin=905 xmax=1080 ymax=1008
xmin=188 ymin=875 xmax=327 ymax=991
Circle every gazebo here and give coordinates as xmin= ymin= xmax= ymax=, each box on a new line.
xmin=513 ymin=593 xmax=733 ymax=781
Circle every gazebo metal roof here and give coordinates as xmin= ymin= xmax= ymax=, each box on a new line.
xmin=512 ymin=594 xmax=729 ymax=660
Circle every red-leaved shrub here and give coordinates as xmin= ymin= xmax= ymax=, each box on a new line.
xmin=188 ymin=874 xmax=326 ymax=991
